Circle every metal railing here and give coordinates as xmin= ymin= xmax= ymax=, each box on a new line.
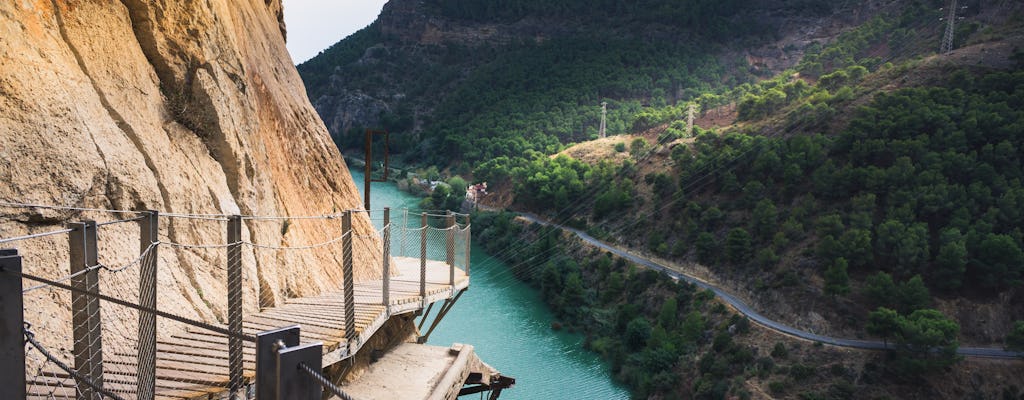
xmin=0 ymin=203 xmax=470 ymax=400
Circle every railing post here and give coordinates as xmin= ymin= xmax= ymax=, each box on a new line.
xmin=0 ymin=249 xmax=25 ymax=399
xmin=420 ymin=212 xmax=427 ymax=298
xmin=256 ymin=325 xmax=300 ymax=400
xmin=342 ymin=211 xmax=356 ymax=348
xmin=227 ymin=215 xmax=243 ymax=399
xmin=464 ymin=214 xmax=471 ymax=277
xmin=277 ymin=342 xmax=322 ymax=400
xmin=402 ymin=208 xmax=409 ymax=256
xmin=69 ymin=220 xmax=103 ymax=400
xmin=382 ymin=207 xmax=390 ymax=309
xmin=138 ymin=211 xmax=158 ymax=400
xmin=446 ymin=211 xmax=455 ymax=286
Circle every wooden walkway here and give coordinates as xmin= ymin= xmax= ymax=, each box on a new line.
xmin=27 ymin=257 xmax=469 ymax=400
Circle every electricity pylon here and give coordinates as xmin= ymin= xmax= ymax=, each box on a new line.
xmin=686 ymin=103 xmax=695 ymax=138
xmin=599 ymin=101 xmax=607 ymax=138
xmin=940 ymin=0 xmax=966 ymax=54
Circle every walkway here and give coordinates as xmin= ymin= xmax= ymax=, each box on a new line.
xmin=518 ymin=213 xmax=1024 ymax=359
xmin=26 ymin=258 xmax=469 ymax=400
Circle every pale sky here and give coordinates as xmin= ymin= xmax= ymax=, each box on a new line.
xmin=282 ymin=0 xmax=389 ymax=64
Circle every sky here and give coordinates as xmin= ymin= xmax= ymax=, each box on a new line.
xmin=281 ymin=0 xmax=389 ymax=64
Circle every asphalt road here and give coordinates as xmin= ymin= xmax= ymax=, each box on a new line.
xmin=517 ymin=213 xmax=1023 ymax=359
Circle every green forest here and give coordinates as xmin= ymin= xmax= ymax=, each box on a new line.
xmin=474 ymin=211 xmax=969 ymax=399
xmin=494 ymin=68 xmax=1024 ymax=307
xmin=300 ymin=0 xmax=1024 ymax=397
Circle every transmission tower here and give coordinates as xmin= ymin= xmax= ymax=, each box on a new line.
xmin=599 ymin=101 xmax=607 ymax=138
xmin=686 ymin=103 xmax=696 ymax=138
xmin=940 ymin=0 xmax=966 ymax=54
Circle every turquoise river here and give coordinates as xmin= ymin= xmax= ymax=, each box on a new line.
xmin=352 ymin=171 xmax=629 ymax=399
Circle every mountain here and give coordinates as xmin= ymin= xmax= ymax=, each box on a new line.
xmin=299 ymin=1 xmax=1024 ymax=398
xmin=298 ymin=0 xmax=896 ymax=168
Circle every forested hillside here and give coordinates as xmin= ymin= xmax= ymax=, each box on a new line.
xmin=297 ymin=0 xmax=1024 ymax=397
xmin=297 ymin=0 xmax=891 ymax=170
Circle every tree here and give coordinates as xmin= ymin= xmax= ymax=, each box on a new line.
xmin=725 ymin=228 xmax=753 ymax=264
xmin=892 ymin=309 xmax=960 ymax=375
xmin=1006 ymin=321 xmax=1024 ymax=351
xmin=824 ymin=258 xmax=850 ymax=298
xmin=866 ymin=307 xmax=900 ymax=347
xmin=969 ymin=233 xmax=1024 ymax=289
xmin=933 ymin=228 xmax=967 ymax=291
xmin=681 ymin=311 xmax=705 ymax=343
xmin=863 ymin=272 xmax=897 ymax=308
xmin=840 ymin=229 xmax=873 ymax=268
xmin=630 ymin=137 xmax=647 ymax=160
xmin=695 ymin=232 xmax=718 ymax=264
xmin=658 ymin=297 xmax=678 ymax=329
xmin=896 ymin=275 xmax=930 ymax=314
xmin=561 ymin=272 xmax=586 ymax=317
xmin=751 ymin=199 xmax=778 ymax=239
xmin=625 ymin=317 xmax=652 ymax=350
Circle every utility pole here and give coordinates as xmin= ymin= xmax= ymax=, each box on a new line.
xmin=599 ymin=101 xmax=607 ymax=138
xmin=940 ymin=0 xmax=966 ymax=54
xmin=686 ymin=103 xmax=696 ymax=138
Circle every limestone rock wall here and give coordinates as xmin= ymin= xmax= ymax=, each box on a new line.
xmin=0 ymin=0 xmax=382 ymax=335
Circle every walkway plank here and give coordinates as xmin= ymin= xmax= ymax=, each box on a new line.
xmin=30 ymin=257 xmax=468 ymax=400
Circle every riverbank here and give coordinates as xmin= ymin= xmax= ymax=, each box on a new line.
xmin=351 ymin=171 xmax=630 ymax=399
xmin=473 ymin=210 xmax=1024 ymax=399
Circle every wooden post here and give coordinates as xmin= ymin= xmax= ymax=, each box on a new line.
xmin=342 ymin=211 xmax=355 ymax=345
xmin=227 ymin=215 xmax=243 ymax=399
xmin=69 ymin=221 xmax=103 ymax=400
xmin=382 ymin=208 xmax=390 ymax=308
xmin=446 ymin=211 xmax=455 ymax=286
xmin=464 ymin=214 xmax=471 ymax=277
xmin=137 ymin=211 xmax=158 ymax=400
xmin=0 ymin=249 xmax=25 ymax=399
xmin=420 ymin=213 xmax=427 ymax=298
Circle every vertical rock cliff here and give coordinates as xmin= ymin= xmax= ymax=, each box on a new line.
xmin=0 ymin=0 xmax=381 ymax=334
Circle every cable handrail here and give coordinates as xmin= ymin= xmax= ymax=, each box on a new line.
xmin=161 ymin=240 xmax=243 ymax=249
xmin=0 ymin=228 xmax=75 ymax=245
xmin=244 ymin=232 xmax=350 ymax=251
xmin=0 ymin=201 xmax=144 ymax=215
xmin=1 ymin=201 xmax=467 ymax=226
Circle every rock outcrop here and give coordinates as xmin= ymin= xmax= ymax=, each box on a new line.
xmin=0 ymin=0 xmax=379 ymax=341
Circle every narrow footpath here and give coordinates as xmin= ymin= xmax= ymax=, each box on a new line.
xmin=517 ymin=213 xmax=1024 ymax=360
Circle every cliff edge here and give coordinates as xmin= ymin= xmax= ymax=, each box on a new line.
xmin=0 ymin=0 xmax=379 ymax=333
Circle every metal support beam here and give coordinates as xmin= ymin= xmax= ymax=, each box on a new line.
xmin=277 ymin=343 xmax=322 ymax=400
xmin=0 ymin=249 xmax=25 ymax=399
xmin=417 ymin=302 xmax=435 ymax=331
xmin=419 ymin=212 xmax=427 ymax=298
xmin=446 ymin=211 xmax=455 ymax=286
xmin=137 ymin=211 xmax=158 ymax=400
xmin=69 ymin=220 xmax=103 ymax=400
xmin=418 ymin=289 xmax=465 ymax=344
xmin=382 ymin=208 xmax=391 ymax=309
xmin=256 ymin=325 xmax=300 ymax=400
xmin=227 ymin=215 xmax=244 ymax=399
xmin=342 ymin=211 xmax=356 ymax=346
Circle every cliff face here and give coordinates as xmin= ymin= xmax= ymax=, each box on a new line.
xmin=0 ymin=0 xmax=380 ymax=332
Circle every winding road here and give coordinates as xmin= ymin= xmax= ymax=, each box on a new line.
xmin=517 ymin=213 xmax=1023 ymax=359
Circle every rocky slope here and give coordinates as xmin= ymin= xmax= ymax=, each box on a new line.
xmin=0 ymin=0 xmax=379 ymax=341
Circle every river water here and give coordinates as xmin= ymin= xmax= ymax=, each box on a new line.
xmin=352 ymin=171 xmax=629 ymax=399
